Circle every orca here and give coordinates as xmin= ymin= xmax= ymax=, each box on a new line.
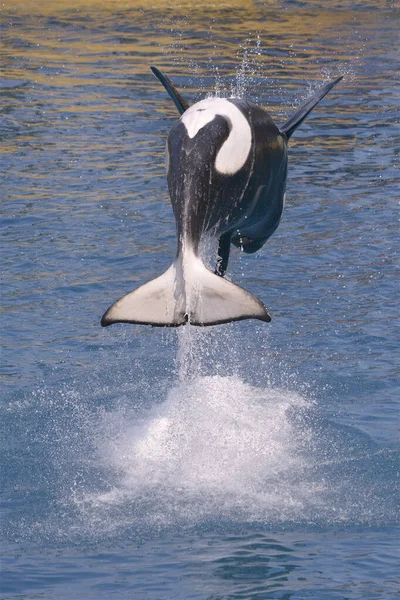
xmin=101 ymin=67 xmax=342 ymax=327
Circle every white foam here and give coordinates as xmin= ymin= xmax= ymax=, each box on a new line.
xmin=82 ymin=372 xmax=320 ymax=527
xmin=26 ymin=325 xmax=391 ymax=540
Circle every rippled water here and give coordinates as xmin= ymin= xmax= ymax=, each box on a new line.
xmin=1 ymin=0 xmax=399 ymax=598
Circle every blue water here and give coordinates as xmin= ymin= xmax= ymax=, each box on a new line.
xmin=1 ymin=0 xmax=399 ymax=598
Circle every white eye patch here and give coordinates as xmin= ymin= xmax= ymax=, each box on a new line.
xmin=181 ymin=98 xmax=252 ymax=175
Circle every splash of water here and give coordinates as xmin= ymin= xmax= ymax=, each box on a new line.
xmin=231 ymin=35 xmax=263 ymax=98
xmin=4 ymin=323 xmax=395 ymax=544
xmin=81 ymin=367 xmax=317 ymax=531
xmin=56 ymin=317 xmax=394 ymax=541
xmin=68 ymin=329 xmax=316 ymax=535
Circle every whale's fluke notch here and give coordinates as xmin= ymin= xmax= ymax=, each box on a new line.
xmin=150 ymin=66 xmax=190 ymax=115
xmin=101 ymin=252 xmax=271 ymax=327
xmin=280 ymin=75 xmax=343 ymax=139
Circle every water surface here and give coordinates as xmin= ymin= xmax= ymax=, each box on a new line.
xmin=1 ymin=0 xmax=399 ymax=598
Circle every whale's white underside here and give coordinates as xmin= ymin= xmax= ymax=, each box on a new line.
xmin=181 ymin=98 xmax=252 ymax=175
xmin=102 ymin=243 xmax=270 ymax=327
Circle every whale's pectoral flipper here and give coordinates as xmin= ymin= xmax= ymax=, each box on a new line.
xmin=150 ymin=66 xmax=190 ymax=115
xmin=280 ymin=75 xmax=343 ymax=139
xmin=215 ymin=232 xmax=232 ymax=277
xmin=101 ymin=253 xmax=271 ymax=327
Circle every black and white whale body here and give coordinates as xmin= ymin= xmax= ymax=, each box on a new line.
xmin=101 ymin=68 xmax=342 ymax=327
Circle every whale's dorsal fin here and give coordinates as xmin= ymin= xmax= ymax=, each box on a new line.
xmin=280 ymin=75 xmax=343 ymax=139
xmin=150 ymin=66 xmax=190 ymax=115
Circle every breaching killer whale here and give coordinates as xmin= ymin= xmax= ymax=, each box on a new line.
xmin=101 ymin=67 xmax=342 ymax=328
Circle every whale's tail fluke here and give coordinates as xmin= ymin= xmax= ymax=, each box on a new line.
xmin=101 ymin=251 xmax=271 ymax=327
xmin=280 ymin=75 xmax=343 ymax=139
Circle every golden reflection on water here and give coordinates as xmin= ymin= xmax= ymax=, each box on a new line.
xmin=1 ymin=0 xmax=397 ymax=157
xmin=2 ymin=0 xmax=391 ymax=83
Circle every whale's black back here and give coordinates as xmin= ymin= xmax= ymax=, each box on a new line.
xmin=167 ymin=98 xmax=287 ymax=254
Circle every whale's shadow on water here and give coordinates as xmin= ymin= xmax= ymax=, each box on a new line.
xmin=3 ymin=325 xmax=397 ymax=545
